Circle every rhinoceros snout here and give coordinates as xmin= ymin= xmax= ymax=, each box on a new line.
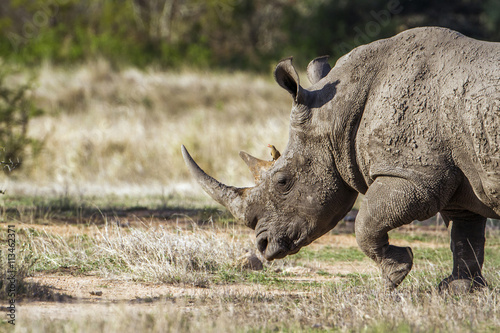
xmin=256 ymin=230 xmax=294 ymax=261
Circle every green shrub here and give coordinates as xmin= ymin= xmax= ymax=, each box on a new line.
xmin=0 ymin=68 xmax=43 ymax=172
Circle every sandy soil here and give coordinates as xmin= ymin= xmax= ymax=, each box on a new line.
xmin=17 ymin=260 xmax=377 ymax=323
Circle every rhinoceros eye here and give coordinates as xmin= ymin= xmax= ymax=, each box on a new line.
xmin=277 ymin=174 xmax=287 ymax=185
xmin=274 ymin=172 xmax=293 ymax=193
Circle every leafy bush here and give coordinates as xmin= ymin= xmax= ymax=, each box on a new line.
xmin=0 ymin=68 xmax=43 ymax=172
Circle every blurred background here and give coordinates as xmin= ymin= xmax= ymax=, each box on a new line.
xmin=0 ymin=0 xmax=499 ymax=197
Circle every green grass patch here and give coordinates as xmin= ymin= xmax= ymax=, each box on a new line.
xmin=413 ymin=247 xmax=451 ymax=263
xmin=485 ymin=247 xmax=500 ymax=267
xmin=389 ymin=230 xmax=448 ymax=244
xmin=316 ymin=270 xmax=331 ymax=277
xmin=295 ymin=246 xmax=366 ymax=262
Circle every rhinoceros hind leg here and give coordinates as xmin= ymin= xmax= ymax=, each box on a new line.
xmin=438 ymin=211 xmax=487 ymax=293
xmin=355 ymin=177 xmax=445 ymax=290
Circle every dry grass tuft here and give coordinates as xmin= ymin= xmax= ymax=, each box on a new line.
xmin=23 ymin=223 xmax=256 ymax=285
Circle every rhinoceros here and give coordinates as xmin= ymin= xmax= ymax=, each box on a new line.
xmin=182 ymin=27 xmax=500 ymax=291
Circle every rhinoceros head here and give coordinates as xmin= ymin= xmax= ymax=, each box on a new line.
xmin=182 ymin=57 xmax=358 ymax=260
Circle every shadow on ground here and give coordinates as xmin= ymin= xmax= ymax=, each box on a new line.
xmin=2 ymin=194 xmax=233 ymax=226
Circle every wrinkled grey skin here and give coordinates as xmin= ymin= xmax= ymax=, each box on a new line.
xmin=182 ymin=27 xmax=500 ymax=291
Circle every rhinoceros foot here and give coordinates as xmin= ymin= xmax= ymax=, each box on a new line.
xmin=438 ymin=275 xmax=487 ymax=294
xmin=380 ymin=245 xmax=414 ymax=290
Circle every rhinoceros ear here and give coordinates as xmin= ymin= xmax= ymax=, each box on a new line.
xmin=274 ymin=57 xmax=305 ymax=104
xmin=239 ymin=151 xmax=274 ymax=184
xmin=307 ymin=56 xmax=331 ymax=85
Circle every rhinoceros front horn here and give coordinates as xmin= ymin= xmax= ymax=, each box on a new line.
xmin=181 ymin=145 xmax=255 ymax=227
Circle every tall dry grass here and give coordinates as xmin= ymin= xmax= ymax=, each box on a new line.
xmin=8 ymin=60 xmax=295 ymax=195
xmin=22 ymin=222 xmax=257 ymax=285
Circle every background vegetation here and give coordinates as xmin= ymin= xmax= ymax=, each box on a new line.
xmin=1 ymin=2 xmax=500 ymax=332
xmin=1 ymin=0 xmax=499 ymax=71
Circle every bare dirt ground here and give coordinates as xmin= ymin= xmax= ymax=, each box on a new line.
xmin=19 ymin=261 xmax=378 ymax=321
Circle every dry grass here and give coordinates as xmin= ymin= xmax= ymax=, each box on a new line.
xmin=21 ymin=222 xmax=257 ymax=285
xmin=3 ymin=222 xmax=500 ymax=332
xmin=9 ymin=60 xmax=293 ymax=196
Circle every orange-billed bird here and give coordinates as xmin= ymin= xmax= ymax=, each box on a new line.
xmin=267 ymin=144 xmax=281 ymax=161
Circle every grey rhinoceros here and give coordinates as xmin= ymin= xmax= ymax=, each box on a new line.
xmin=182 ymin=27 xmax=500 ymax=291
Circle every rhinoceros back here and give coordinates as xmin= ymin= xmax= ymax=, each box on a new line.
xmin=335 ymin=27 xmax=500 ymax=213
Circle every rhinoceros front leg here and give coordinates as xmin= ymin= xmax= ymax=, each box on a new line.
xmin=355 ymin=177 xmax=441 ymax=289
xmin=438 ymin=210 xmax=487 ymax=293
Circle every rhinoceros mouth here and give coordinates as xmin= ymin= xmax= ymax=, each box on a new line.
xmin=256 ymin=229 xmax=306 ymax=261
